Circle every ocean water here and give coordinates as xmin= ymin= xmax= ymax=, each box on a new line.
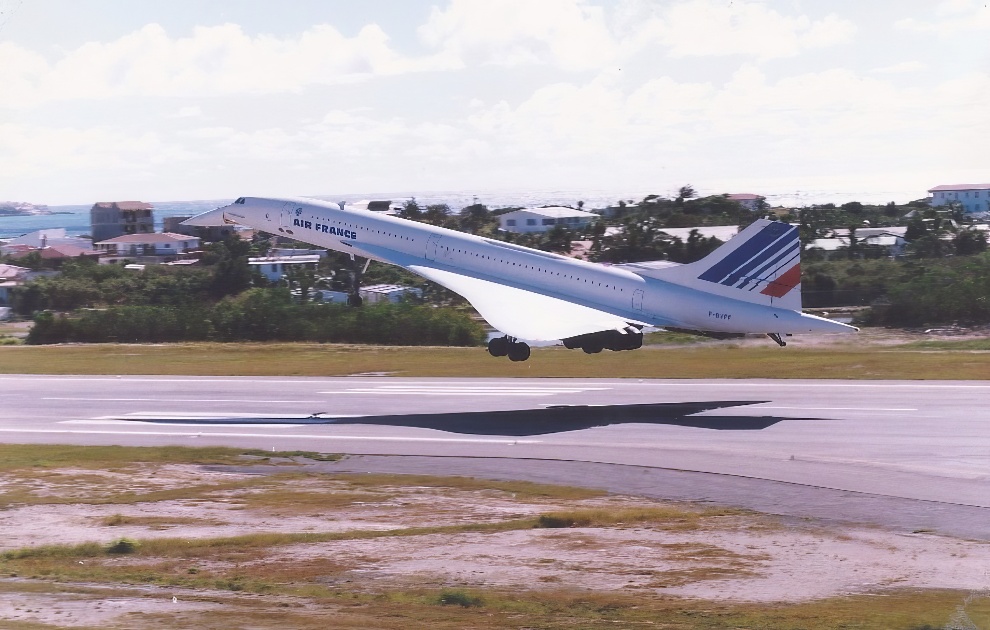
xmin=0 ymin=187 xmax=919 ymax=240
xmin=0 ymin=200 xmax=228 ymax=240
xmin=0 ymin=190 xmax=629 ymax=240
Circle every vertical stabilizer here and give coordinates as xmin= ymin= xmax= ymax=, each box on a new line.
xmin=653 ymin=219 xmax=803 ymax=310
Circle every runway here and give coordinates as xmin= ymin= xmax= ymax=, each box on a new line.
xmin=1 ymin=375 xmax=988 ymax=539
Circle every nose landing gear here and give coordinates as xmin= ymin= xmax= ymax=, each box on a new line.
xmin=345 ymin=256 xmax=371 ymax=307
xmin=488 ymin=336 xmax=531 ymax=362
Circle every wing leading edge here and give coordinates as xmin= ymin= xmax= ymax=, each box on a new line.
xmin=408 ymin=265 xmax=645 ymax=341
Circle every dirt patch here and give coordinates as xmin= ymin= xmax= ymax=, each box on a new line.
xmin=0 ymin=586 xmax=225 ymax=629
xmin=258 ymin=519 xmax=989 ymax=601
xmin=1 ymin=463 xmax=989 ymax=628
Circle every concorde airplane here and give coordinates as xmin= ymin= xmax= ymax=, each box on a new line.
xmin=183 ymin=197 xmax=856 ymax=361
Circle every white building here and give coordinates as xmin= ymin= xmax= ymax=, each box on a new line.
xmin=248 ymin=255 xmax=321 ymax=282
xmin=928 ymin=184 xmax=990 ymax=214
xmin=0 ymin=264 xmax=30 ymax=306
xmin=809 ymin=227 xmax=908 ymax=260
xmin=4 ymin=228 xmax=93 ymax=250
xmin=659 ymin=225 xmax=741 ymax=242
xmin=94 ymin=233 xmax=200 ymax=257
xmin=360 ymin=284 xmax=423 ymax=304
xmin=310 ymin=289 xmax=351 ymax=303
xmin=498 ymin=207 xmax=598 ymax=233
xmin=269 ymin=247 xmax=328 ymax=259
xmin=309 ymin=284 xmax=421 ymax=304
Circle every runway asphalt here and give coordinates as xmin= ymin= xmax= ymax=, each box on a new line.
xmin=1 ymin=375 xmax=987 ymax=539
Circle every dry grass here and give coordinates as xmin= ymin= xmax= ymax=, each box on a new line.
xmin=3 ymin=340 xmax=990 ymax=379
xmin=535 ymin=506 xmax=743 ymax=530
xmin=234 ymin=489 xmax=394 ymax=514
xmin=0 ymin=473 xmax=277 ymax=509
xmin=337 ymin=473 xmax=607 ymax=501
xmin=0 ymin=444 xmax=335 ymax=473
xmin=99 ymin=514 xmax=223 ymax=529
xmin=3 ymin=580 xmax=982 ymax=630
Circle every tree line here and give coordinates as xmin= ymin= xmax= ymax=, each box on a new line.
xmin=8 ymin=191 xmax=990 ymax=338
xmin=27 ymin=288 xmax=486 ymax=346
xmin=11 ymin=239 xmax=486 ymax=347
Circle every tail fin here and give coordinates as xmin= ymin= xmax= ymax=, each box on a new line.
xmin=655 ymin=219 xmax=803 ymax=310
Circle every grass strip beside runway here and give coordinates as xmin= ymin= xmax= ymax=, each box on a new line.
xmin=2 ymin=341 xmax=990 ymax=379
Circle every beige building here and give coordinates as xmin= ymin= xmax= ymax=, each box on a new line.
xmin=727 ymin=194 xmax=766 ymax=211
xmin=90 ymin=201 xmax=154 ymax=242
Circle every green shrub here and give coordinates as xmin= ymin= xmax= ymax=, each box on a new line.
xmin=25 ymin=296 xmax=486 ymax=346
xmin=106 ymin=538 xmax=140 ymax=554
xmin=437 ymin=589 xmax=484 ymax=607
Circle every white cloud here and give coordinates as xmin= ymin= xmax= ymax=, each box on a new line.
xmin=3 ymin=2 xmax=987 ymax=204
xmin=418 ymin=0 xmax=617 ymax=71
xmin=416 ymin=0 xmax=858 ymax=70
xmin=871 ymin=61 xmax=928 ymax=74
xmin=458 ymin=63 xmax=988 ymax=190
xmin=0 ymin=122 xmax=184 ymax=183
xmin=895 ymin=1 xmax=990 ymax=34
xmin=169 ymin=106 xmax=203 ymax=118
xmin=0 ymin=22 xmax=451 ymax=108
xmin=626 ymin=0 xmax=856 ymax=61
xmin=936 ymin=0 xmax=979 ymax=16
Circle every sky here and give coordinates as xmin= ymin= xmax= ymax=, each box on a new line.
xmin=1 ymin=0 xmax=988 ymax=207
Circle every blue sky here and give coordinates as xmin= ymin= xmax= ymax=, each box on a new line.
xmin=1 ymin=0 xmax=987 ymax=206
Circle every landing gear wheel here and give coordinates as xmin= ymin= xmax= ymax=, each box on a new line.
xmin=507 ymin=342 xmax=531 ymax=362
xmin=487 ymin=336 xmax=509 ymax=357
xmin=767 ymin=333 xmax=787 ymax=347
xmin=582 ymin=342 xmax=604 ymax=354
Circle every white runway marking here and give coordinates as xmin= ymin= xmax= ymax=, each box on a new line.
xmin=323 ymin=385 xmax=611 ymax=397
xmin=0 ymin=427 xmax=540 ymax=444
xmin=63 ymin=419 xmax=308 ymax=428
xmin=43 ymin=397 xmax=325 ymax=404
xmin=62 ymin=411 xmax=365 ymax=427
xmin=755 ymin=406 xmax=918 ymax=412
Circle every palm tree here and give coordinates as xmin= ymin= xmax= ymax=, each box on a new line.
xmin=677 ymin=185 xmax=697 ymax=201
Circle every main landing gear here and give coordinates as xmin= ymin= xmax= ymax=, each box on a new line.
xmin=488 ymin=336 xmax=531 ymax=362
xmin=562 ymin=329 xmax=643 ymax=354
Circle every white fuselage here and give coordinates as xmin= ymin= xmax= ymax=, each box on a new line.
xmin=206 ymin=197 xmax=846 ymax=337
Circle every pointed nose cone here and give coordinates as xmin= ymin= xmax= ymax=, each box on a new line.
xmin=181 ymin=206 xmax=232 ymax=227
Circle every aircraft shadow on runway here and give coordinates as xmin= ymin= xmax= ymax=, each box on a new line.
xmin=131 ymin=401 xmax=827 ymax=436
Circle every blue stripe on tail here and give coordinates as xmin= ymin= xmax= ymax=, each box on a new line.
xmin=698 ymin=222 xmax=798 ymax=289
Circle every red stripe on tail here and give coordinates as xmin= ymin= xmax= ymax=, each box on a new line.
xmin=760 ymin=264 xmax=801 ymax=298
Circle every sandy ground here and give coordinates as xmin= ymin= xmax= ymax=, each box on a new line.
xmin=268 ymin=523 xmax=990 ymax=600
xmin=1 ymin=463 xmax=989 ymax=628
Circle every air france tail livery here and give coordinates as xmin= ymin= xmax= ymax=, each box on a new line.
xmin=183 ymin=197 xmax=856 ymax=361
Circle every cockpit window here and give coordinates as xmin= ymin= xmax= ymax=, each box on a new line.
xmin=235 ymin=197 xmax=246 ymax=204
